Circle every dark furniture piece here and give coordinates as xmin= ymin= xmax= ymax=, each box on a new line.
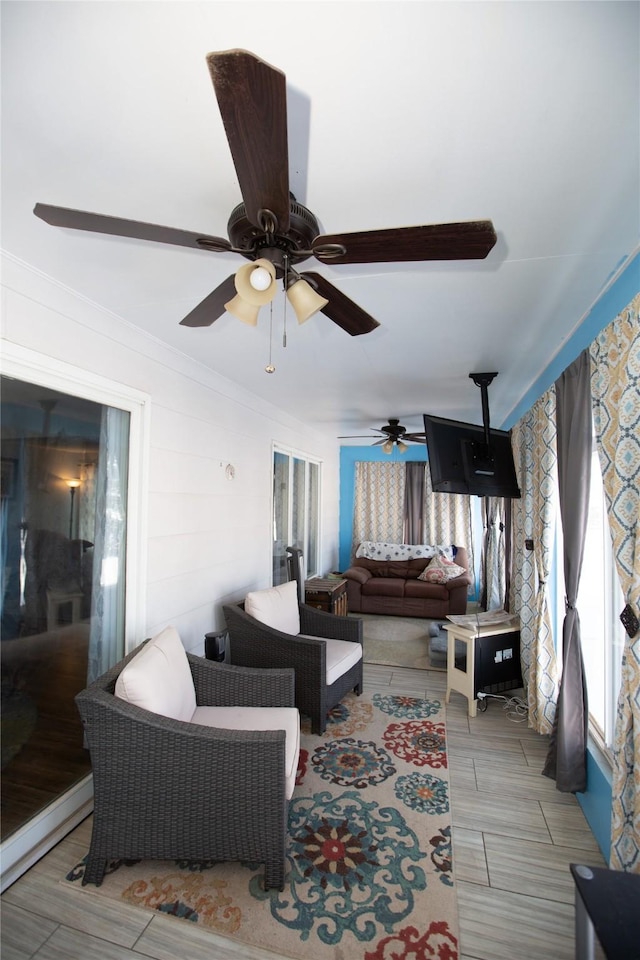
xmin=304 ymin=577 xmax=348 ymax=616
xmin=571 ymin=862 xmax=640 ymax=959
xmin=223 ymin=601 xmax=363 ymax=734
xmin=204 ymin=629 xmax=227 ymax=661
xmin=75 ymin=646 xmax=296 ymax=890
xmin=342 ymin=545 xmax=471 ymax=619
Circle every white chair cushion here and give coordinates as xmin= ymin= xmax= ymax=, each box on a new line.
xmin=192 ymin=705 xmax=300 ymax=799
xmin=114 ymin=626 xmax=196 ymax=722
xmin=298 ymin=635 xmax=363 ymax=686
xmin=245 ymin=580 xmax=300 ymax=635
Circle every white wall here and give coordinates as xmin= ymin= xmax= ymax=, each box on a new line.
xmin=0 ymin=253 xmax=341 ymax=653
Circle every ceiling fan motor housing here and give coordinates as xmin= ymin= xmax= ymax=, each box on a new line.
xmin=227 ymin=199 xmax=320 ymax=273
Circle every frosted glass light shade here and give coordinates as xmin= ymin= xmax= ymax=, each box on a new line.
xmin=235 ymin=258 xmax=277 ymax=306
xmin=396 ymin=441 xmax=408 ymax=453
xmin=286 ymin=279 xmax=329 ymax=324
xmin=382 ymin=439 xmax=394 ymax=455
xmin=224 ymin=294 xmax=260 ymax=326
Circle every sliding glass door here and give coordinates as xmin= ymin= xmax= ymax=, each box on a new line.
xmin=0 ymin=345 xmax=148 ymax=890
xmin=1 ymin=377 xmax=129 ymax=839
xmin=272 ymin=447 xmax=320 ymax=586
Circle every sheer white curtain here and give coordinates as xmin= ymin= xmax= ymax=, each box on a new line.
xmin=482 ymin=497 xmax=506 ymax=610
xmin=88 ymin=406 xmax=129 ymax=683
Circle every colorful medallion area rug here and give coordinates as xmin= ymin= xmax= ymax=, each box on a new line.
xmin=64 ymin=692 xmax=459 ymax=960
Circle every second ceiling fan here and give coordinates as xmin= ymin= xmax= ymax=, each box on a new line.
xmin=34 ymin=49 xmax=497 ymax=335
xmin=340 ymin=419 xmax=426 ymax=454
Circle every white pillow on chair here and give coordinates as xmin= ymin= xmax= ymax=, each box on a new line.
xmin=245 ymin=580 xmax=301 ymax=635
xmin=115 ymin=625 xmax=196 ymax=722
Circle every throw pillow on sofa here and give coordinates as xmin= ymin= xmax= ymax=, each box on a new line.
xmin=418 ymin=554 xmax=466 ymax=584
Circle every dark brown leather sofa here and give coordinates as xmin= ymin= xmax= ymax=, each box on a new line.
xmin=342 ymin=546 xmax=471 ymax=619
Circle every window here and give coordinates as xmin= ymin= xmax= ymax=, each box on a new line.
xmin=272 ymin=447 xmax=321 ymax=585
xmin=577 ymin=446 xmax=625 ymax=750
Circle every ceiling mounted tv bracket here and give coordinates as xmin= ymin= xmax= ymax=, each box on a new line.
xmin=469 ymin=372 xmax=498 ymax=449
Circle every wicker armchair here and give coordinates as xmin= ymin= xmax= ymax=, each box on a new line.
xmin=223 ymin=589 xmax=363 ymax=734
xmin=75 ymin=638 xmax=298 ymax=890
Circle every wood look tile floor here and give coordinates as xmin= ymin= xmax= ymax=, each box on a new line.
xmin=1 ymin=663 xmax=607 ymax=960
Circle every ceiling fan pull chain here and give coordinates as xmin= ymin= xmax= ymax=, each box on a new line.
xmin=265 ymin=301 xmax=276 ymax=373
xmin=282 ymin=255 xmax=288 ymax=348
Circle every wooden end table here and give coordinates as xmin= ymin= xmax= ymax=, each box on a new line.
xmin=304 ymin=577 xmax=348 ymax=616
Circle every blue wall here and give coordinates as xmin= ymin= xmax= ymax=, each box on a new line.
xmin=339 ymin=250 xmax=639 ymax=861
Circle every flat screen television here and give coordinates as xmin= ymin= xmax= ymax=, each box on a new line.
xmin=423 ymin=413 xmax=521 ymax=498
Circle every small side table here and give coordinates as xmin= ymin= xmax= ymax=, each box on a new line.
xmin=304 ymin=578 xmax=348 ymax=616
xmin=444 ymin=617 xmax=521 ymax=717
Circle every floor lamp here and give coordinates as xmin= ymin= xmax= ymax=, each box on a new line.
xmin=66 ymin=479 xmax=81 ymax=539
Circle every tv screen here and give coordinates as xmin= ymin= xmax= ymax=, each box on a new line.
xmin=423 ymin=414 xmax=521 ymax=498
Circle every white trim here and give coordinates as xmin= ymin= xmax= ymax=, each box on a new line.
xmin=0 ymin=776 xmax=94 ymax=893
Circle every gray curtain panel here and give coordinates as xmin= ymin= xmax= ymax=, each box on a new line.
xmin=543 ymin=349 xmax=591 ymax=792
xmin=403 ymin=462 xmax=425 ymax=544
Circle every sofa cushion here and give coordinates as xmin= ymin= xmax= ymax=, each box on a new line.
xmin=418 ymin=554 xmax=467 ymax=584
xmin=115 ymin=626 xmax=196 ymax=722
xmin=192 ymin=705 xmax=300 ymax=799
xmin=245 ymin=580 xmax=300 ymax=635
xmin=362 ymin=577 xmax=405 ymax=597
xmin=405 ymin=579 xmax=449 ymax=600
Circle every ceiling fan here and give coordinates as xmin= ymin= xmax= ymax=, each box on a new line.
xmin=339 ymin=419 xmax=426 ymax=454
xmin=33 ymin=49 xmax=497 ymax=335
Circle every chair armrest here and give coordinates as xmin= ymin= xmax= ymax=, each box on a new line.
xmin=187 ymin=655 xmax=295 ymax=707
xmin=299 ymin=604 xmax=363 ymax=643
xmin=223 ymin=603 xmax=326 ymax=674
xmin=76 ymin=688 xmax=287 ymax=807
xmin=342 ymin=566 xmax=372 ymax=585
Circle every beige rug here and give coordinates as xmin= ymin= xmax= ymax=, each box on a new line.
xmin=63 ymin=692 xmax=459 ymax=959
xmin=359 ymin=613 xmax=447 ymax=671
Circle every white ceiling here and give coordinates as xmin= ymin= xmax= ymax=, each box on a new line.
xmin=2 ymin=1 xmax=638 ymax=442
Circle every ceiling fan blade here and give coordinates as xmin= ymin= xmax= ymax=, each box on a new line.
xmin=301 ymin=273 xmax=380 ymax=336
xmin=312 ymin=221 xmax=497 ymax=265
xmin=33 ymin=203 xmax=232 ymax=253
xmin=207 ymin=50 xmax=290 ymax=233
xmin=179 ymin=275 xmax=237 ymax=327
xmin=404 ymin=433 xmax=426 ymax=442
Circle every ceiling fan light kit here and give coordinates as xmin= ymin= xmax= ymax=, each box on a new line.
xmin=33 ymin=47 xmax=497 ymax=344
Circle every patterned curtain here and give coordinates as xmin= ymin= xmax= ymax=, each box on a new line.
xmin=510 ymin=388 xmax=559 ymax=735
xmin=351 ymin=462 xmax=405 ymax=563
xmin=424 ymin=463 xmax=473 ymax=570
xmin=590 ymin=294 xmax=640 ymax=873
